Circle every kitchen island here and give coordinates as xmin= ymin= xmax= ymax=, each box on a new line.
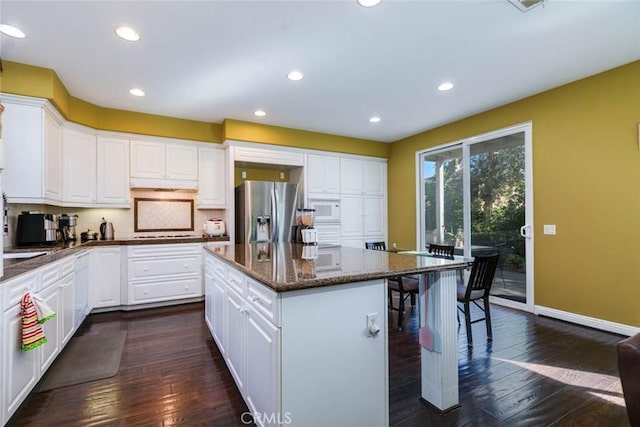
xmin=203 ymin=243 xmax=467 ymax=427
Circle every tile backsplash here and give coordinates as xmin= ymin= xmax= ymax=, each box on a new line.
xmin=4 ymin=189 xmax=226 ymax=247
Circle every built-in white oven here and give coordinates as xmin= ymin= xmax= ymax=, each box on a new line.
xmin=308 ymin=198 xmax=340 ymax=223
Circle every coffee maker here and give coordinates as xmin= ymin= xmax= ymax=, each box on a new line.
xmin=17 ymin=212 xmax=58 ymax=245
xmin=58 ymin=214 xmax=78 ymax=242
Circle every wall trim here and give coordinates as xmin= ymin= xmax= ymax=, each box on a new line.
xmin=535 ymin=305 xmax=640 ymax=337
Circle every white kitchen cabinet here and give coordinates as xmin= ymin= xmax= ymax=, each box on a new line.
xmin=43 ymin=111 xmax=63 ymax=202
xmin=245 ymin=305 xmax=281 ymax=426
xmin=127 ymin=244 xmax=202 ymax=305
xmin=74 ymin=251 xmax=91 ymax=329
xmin=306 ymin=154 xmax=340 ymax=195
xmin=204 ymin=268 xmax=214 ymax=333
xmin=2 ymin=101 xmax=64 ymax=204
xmin=130 ymin=140 xmax=198 ymax=182
xmin=37 ymin=282 xmax=60 ymax=375
xmin=340 ymin=157 xmax=364 ymax=195
xmin=315 ymin=224 xmax=341 ymax=246
xmin=91 ymin=247 xmax=122 ymax=309
xmin=364 ymin=195 xmax=386 ymax=236
xmin=2 ymin=303 xmax=39 ymax=424
xmin=166 ymin=144 xmax=199 ymax=180
xmin=198 ymin=146 xmax=226 ymax=208
xmin=58 ymin=272 xmax=75 ymax=346
xmin=62 ymin=127 xmax=97 ymax=204
xmin=97 ymin=136 xmax=130 ymax=206
xmin=211 ymin=275 xmax=227 ymax=357
xmin=340 ymin=195 xmax=364 ymax=238
xmin=225 ymin=286 xmax=247 ymax=393
xmin=363 ymin=160 xmax=386 ymax=196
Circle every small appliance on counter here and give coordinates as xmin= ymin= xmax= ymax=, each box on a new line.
xmin=204 ymin=218 xmax=226 ymax=237
xmin=58 ymin=213 xmax=78 ymax=242
xmin=100 ymin=218 xmax=115 ymax=240
xmin=293 ymin=208 xmax=318 ymax=245
xmin=17 ymin=212 xmax=58 ymax=245
xmin=80 ymin=229 xmax=99 ymax=242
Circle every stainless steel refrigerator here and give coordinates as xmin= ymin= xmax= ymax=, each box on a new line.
xmin=235 ymin=181 xmax=299 ymax=243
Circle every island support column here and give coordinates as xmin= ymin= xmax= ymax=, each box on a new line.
xmin=419 ymin=269 xmax=460 ymax=412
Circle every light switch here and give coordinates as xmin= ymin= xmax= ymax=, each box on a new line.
xmin=279 ymin=172 xmax=285 ymax=180
xmin=543 ymin=224 xmax=556 ymax=235
xmin=241 ymin=171 xmax=247 ymax=179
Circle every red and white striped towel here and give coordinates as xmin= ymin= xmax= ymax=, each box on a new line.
xmin=21 ymin=293 xmax=48 ymax=351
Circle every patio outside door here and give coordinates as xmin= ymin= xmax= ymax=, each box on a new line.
xmin=418 ymin=123 xmax=533 ymax=311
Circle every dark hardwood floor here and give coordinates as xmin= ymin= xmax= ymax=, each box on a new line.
xmin=8 ymin=301 xmax=630 ymax=426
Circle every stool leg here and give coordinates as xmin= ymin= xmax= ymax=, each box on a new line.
xmin=484 ymin=297 xmax=493 ymax=340
xmin=464 ymin=302 xmax=473 ymax=347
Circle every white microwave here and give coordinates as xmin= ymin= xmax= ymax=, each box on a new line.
xmin=308 ymin=198 xmax=341 ymax=223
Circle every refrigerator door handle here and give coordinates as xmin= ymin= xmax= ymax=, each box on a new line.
xmin=272 ymin=187 xmax=279 ymax=241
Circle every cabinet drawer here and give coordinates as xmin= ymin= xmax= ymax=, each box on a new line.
xmin=130 ymin=277 xmax=202 ymax=303
xmin=247 ymin=278 xmax=280 ymax=327
xmin=2 ymin=272 xmax=39 ymax=311
xmin=40 ymin=262 xmax=61 ymax=290
xmin=59 ymin=257 xmax=75 ymax=278
xmin=227 ymin=267 xmax=246 ymax=296
xmin=128 ymin=255 xmax=201 ymax=280
xmin=128 ymin=243 xmax=202 ymax=258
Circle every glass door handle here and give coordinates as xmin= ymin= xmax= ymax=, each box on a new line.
xmin=520 ymin=225 xmax=532 ymax=239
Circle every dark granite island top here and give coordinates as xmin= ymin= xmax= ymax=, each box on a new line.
xmin=203 ymin=242 xmax=467 ymax=292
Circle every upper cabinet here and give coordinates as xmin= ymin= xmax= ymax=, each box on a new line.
xmin=306 ymin=154 xmax=340 ymax=195
xmin=3 ymin=100 xmax=63 ymax=204
xmin=130 ymin=140 xmax=198 ymax=189
xmin=340 ymin=158 xmax=386 ymax=196
xmin=62 ymin=127 xmax=97 ymax=204
xmin=198 ymin=146 xmax=226 ymax=209
xmin=97 ymin=137 xmax=130 ymax=206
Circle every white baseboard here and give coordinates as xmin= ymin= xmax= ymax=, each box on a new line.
xmin=535 ymin=305 xmax=640 ymax=337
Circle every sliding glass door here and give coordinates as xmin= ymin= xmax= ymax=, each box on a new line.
xmin=418 ymin=123 xmax=533 ymax=311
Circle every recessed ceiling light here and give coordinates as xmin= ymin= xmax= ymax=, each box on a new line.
xmin=369 ymin=116 xmax=381 ymax=123
xmin=254 ymin=110 xmax=266 ymax=117
xmin=287 ymin=70 xmax=304 ymax=81
xmin=115 ymin=26 xmax=140 ymax=42
xmin=0 ymin=24 xmax=26 ymax=39
xmin=129 ymin=88 xmax=145 ymax=97
xmin=437 ymin=82 xmax=455 ymax=91
xmin=357 ymin=0 xmax=382 ymax=7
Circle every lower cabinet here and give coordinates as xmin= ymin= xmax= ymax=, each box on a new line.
xmin=127 ymin=244 xmax=202 ymax=305
xmin=1 ymin=256 xmax=78 ymax=425
xmin=91 ymin=247 xmax=122 ymax=308
xmin=225 ymin=287 xmax=247 ymax=393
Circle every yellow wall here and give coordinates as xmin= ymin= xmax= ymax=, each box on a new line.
xmin=1 ymin=61 xmax=387 ymax=157
xmin=233 ymin=167 xmax=290 ymax=186
xmin=389 ymin=60 xmax=640 ymax=327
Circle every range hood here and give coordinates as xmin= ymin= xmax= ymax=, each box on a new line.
xmin=129 ymin=177 xmax=198 ymax=191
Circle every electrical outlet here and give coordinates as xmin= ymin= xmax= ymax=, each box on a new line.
xmin=543 ymin=224 xmax=556 ymax=235
xmin=366 ymin=312 xmax=380 ymax=336
xmin=279 ymin=171 xmax=285 ymax=180
xmin=241 ymin=171 xmax=247 ymax=179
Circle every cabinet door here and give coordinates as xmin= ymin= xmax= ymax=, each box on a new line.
xmin=363 ymin=196 xmax=385 ymax=236
xmin=212 ymin=275 xmax=227 ymax=356
xmin=3 ymin=304 xmax=39 ymax=421
xmin=363 ymin=160 xmax=386 ymax=196
xmin=340 ymin=158 xmax=363 ymax=194
xmin=91 ymin=248 xmax=121 ymax=308
xmin=307 ymin=155 xmax=341 ymax=195
xmin=225 ymin=288 xmax=246 ymax=392
xmin=130 ymin=140 xmax=165 ymax=178
xmin=62 ymin=128 xmax=97 ymax=204
xmin=97 ymin=137 xmax=130 ymax=205
xmin=166 ymin=144 xmax=198 ymax=180
xmin=340 ymin=195 xmax=363 ymax=237
xmin=246 ymin=308 xmax=281 ymax=427
xmin=2 ymin=102 xmax=44 ymax=200
xmin=38 ymin=285 xmax=60 ymax=373
xmin=44 ymin=111 xmax=63 ymax=202
xmin=198 ymin=147 xmax=226 ymax=207
xmin=59 ymin=274 xmax=75 ymax=346
xmin=324 ymin=156 xmax=341 ymax=193
xmin=204 ymin=270 xmax=214 ymax=332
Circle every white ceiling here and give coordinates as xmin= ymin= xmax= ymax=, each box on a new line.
xmin=1 ymin=1 xmax=638 ymax=143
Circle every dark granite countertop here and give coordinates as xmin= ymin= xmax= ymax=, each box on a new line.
xmin=1 ymin=236 xmax=230 ymax=283
xmin=203 ymin=243 xmax=467 ymax=292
